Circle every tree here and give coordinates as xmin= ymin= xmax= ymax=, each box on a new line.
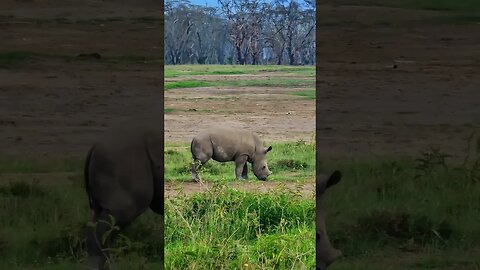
xmin=164 ymin=0 xmax=315 ymax=65
xmin=165 ymin=0 xmax=194 ymax=64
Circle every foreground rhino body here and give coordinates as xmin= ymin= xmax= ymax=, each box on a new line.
xmin=316 ymin=170 xmax=342 ymax=269
xmin=190 ymin=127 xmax=272 ymax=181
xmin=84 ymin=117 xmax=164 ymax=270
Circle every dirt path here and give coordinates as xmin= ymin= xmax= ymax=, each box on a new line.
xmin=166 ymin=180 xmax=315 ymax=198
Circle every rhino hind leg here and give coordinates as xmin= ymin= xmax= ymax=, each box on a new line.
xmin=191 ymin=158 xmax=203 ymax=182
xmin=86 ymin=209 xmax=119 ymax=270
xmin=86 ymin=192 xmax=149 ymax=270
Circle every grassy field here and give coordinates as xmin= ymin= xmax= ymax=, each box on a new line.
xmin=164 ymin=65 xmax=315 ymax=78
xmin=1 ymin=146 xmax=479 ymax=269
xmin=164 ymin=65 xmax=315 ymax=91
xmin=165 ymin=141 xmax=315 ymax=182
xmin=165 ymin=187 xmax=315 ymax=269
xmin=0 ymin=171 xmax=315 ymax=269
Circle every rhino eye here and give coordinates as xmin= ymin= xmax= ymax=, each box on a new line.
xmin=262 ymin=166 xmax=266 ymax=169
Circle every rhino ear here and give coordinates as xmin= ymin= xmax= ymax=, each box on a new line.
xmin=265 ymin=146 xmax=272 ymax=154
xmin=326 ymin=170 xmax=341 ymax=190
xmin=317 ymin=170 xmax=342 ymax=195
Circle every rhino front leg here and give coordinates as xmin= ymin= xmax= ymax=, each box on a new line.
xmin=191 ymin=158 xmax=202 ymax=182
xmin=242 ymin=163 xmax=248 ymax=179
xmin=235 ymin=155 xmax=248 ymax=180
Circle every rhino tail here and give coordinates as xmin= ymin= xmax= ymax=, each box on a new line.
xmin=190 ymin=139 xmax=196 ymax=159
xmin=84 ymin=146 xmax=94 ymax=210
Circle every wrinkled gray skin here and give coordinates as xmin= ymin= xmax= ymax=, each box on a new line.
xmin=190 ymin=128 xmax=272 ymax=181
xmin=316 ymin=170 xmax=342 ymax=270
xmin=84 ymin=117 xmax=164 ymax=270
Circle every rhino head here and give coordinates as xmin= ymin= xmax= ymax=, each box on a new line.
xmin=316 ymin=170 xmax=342 ymax=269
xmin=252 ymin=145 xmax=272 ymax=180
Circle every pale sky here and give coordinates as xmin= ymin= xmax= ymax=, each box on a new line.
xmin=188 ymin=0 xmax=219 ymax=7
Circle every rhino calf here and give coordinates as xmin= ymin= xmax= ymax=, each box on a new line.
xmin=190 ymin=128 xmax=272 ymax=181
xmin=316 ymin=170 xmax=342 ymax=269
xmin=84 ymin=116 xmax=164 ymax=270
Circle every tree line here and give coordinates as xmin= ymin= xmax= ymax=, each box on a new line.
xmin=164 ymin=0 xmax=316 ymax=65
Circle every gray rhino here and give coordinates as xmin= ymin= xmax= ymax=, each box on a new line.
xmin=190 ymin=127 xmax=273 ymax=181
xmin=83 ymin=116 xmax=164 ymax=270
xmin=316 ymin=170 xmax=342 ymax=269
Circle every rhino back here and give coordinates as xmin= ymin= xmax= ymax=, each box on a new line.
xmin=198 ymin=128 xmax=256 ymax=161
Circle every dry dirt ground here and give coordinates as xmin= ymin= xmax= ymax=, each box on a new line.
xmin=0 ymin=0 xmax=162 ymax=159
xmin=164 ymin=84 xmax=316 ymax=143
xmin=317 ymin=6 xmax=480 ymax=159
xmin=0 ymin=2 xmax=479 ymax=195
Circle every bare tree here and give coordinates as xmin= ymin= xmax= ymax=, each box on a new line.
xmin=190 ymin=6 xmax=227 ymax=64
xmin=164 ymin=0 xmax=315 ymax=65
xmin=219 ymin=0 xmax=253 ymax=64
xmin=165 ymin=0 xmax=194 ymax=64
xmin=246 ymin=0 xmax=268 ymax=65
xmin=271 ymin=0 xmax=315 ymax=65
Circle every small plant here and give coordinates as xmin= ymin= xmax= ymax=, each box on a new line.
xmin=415 ymin=147 xmax=450 ymax=179
xmin=1 ymin=181 xmax=46 ymax=198
xmin=352 ymin=210 xmax=452 ymax=245
xmin=274 ymin=159 xmax=309 ymax=170
xmin=459 ymin=130 xmax=480 ymax=183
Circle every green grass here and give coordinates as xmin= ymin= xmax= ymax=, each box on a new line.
xmin=0 ymin=156 xmax=82 ymax=173
xmin=323 ymin=0 xmax=480 ymax=12
xmin=291 ymin=89 xmax=316 ymax=99
xmin=164 ymin=108 xmax=176 ymax=114
xmin=165 ymin=78 xmax=314 ymax=90
xmin=318 ymin=154 xmax=480 ymax=269
xmin=0 ymin=51 xmax=39 ymax=66
xmin=1 ymin=145 xmax=479 ymax=269
xmin=0 ymin=169 xmax=314 ymax=269
xmin=165 ymin=141 xmax=315 ymax=182
xmin=164 ymin=65 xmax=315 ymax=90
xmin=165 ymin=81 xmax=213 ymax=90
xmin=165 ymin=186 xmax=315 ymax=269
xmin=165 ymin=65 xmax=315 ymax=78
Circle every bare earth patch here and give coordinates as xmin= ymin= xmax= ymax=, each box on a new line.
xmin=316 ymin=5 xmax=480 ymax=159
xmin=165 ymin=180 xmax=315 ymax=198
xmin=165 ymin=86 xmax=315 ymax=142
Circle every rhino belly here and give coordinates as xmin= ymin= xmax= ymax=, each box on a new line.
xmin=211 ymin=144 xmax=234 ymax=162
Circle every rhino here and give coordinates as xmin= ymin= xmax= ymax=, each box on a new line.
xmin=316 ymin=170 xmax=342 ymax=269
xmin=83 ymin=116 xmax=164 ymax=270
xmin=190 ymin=127 xmax=273 ymax=182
